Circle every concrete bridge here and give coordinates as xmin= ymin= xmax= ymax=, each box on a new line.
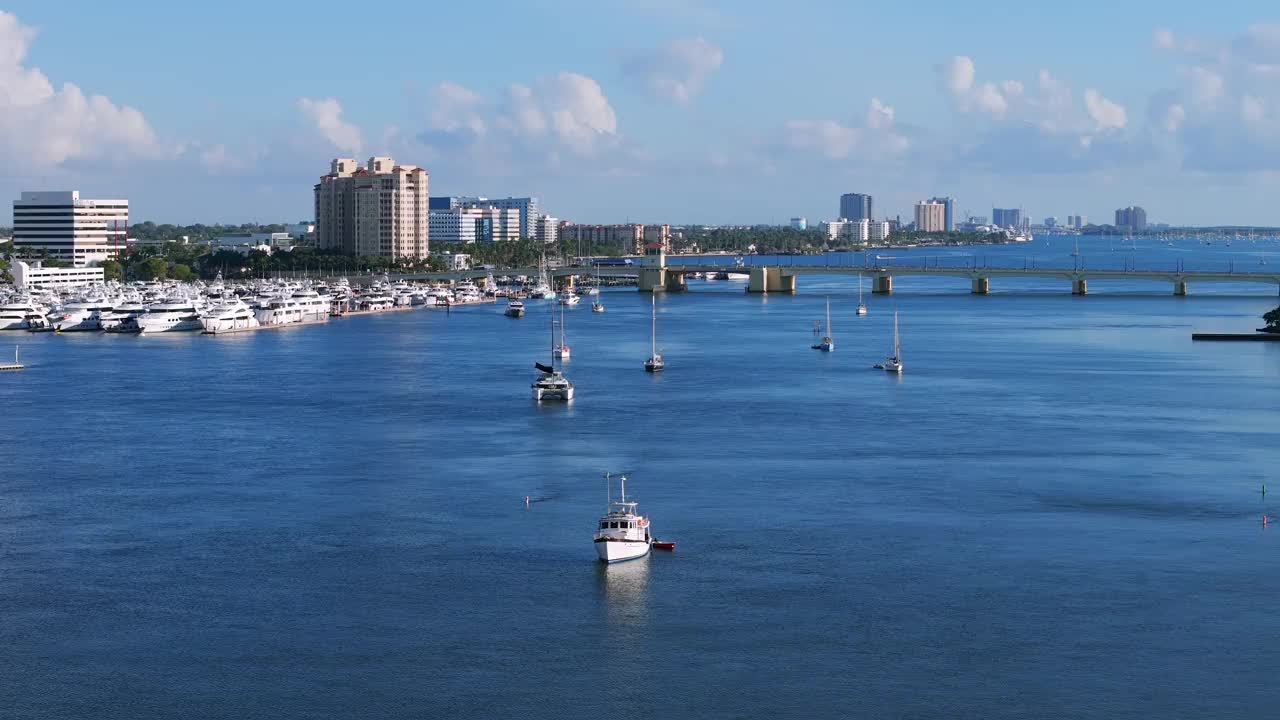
xmin=390 ymin=255 xmax=1280 ymax=296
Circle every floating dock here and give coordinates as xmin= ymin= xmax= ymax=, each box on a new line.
xmin=1191 ymin=332 xmax=1280 ymax=342
xmin=1 ymin=346 xmax=24 ymax=371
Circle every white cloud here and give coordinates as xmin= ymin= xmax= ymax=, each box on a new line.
xmin=297 ymin=97 xmax=362 ymax=155
xmin=1084 ymin=89 xmax=1127 ymax=131
xmin=0 ymin=11 xmax=161 ymax=167
xmin=622 ymin=37 xmax=724 ymax=104
xmin=780 ymin=98 xmax=908 ymax=161
xmin=1153 ymin=28 xmax=1176 ymax=50
xmin=940 ymin=56 xmax=975 ymax=95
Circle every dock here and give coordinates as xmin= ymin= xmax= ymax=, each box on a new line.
xmin=1 ymin=346 xmax=24 ymax=371
xmin=1191 ymin=332 xmax=1280 ymax=341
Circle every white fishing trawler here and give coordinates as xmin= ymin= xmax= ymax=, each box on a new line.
xmin=593 ymin=472 xmax=652 ymax=564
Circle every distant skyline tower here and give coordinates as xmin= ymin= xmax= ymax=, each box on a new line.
xmin=992 ymin=207 xmax=1023 ymax=229
xmin=929 ymin=196 xmax=955 ymax=232
xmin=839 ymin=193 xmax=873 ymax=221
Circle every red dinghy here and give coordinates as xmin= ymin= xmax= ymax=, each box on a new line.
xmin=652 ymin=541 xmax=676 ymax=552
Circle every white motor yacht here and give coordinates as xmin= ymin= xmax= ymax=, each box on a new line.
xmin=133 ymin=298 xmax=204 ymax=333
xmin=52 ymin=296 xmax=116 ymax=332
xmin=290 ymin=288 xmax=332 ymax=323
xmin=594 ymin=473 xmax=652 ymax=564
xmin=0 ymin=299 xmax=47 ymax=331
xmin=505 ymin=299 xmax=525 ymax=318
xmin=559 ymin=290 xmax=581 ymax=306
xmin=201 ymin=298 xmax=261 ymax=334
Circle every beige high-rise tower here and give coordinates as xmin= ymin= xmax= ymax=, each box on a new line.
xmin=314 ymin=157 xmax=429 ymax=258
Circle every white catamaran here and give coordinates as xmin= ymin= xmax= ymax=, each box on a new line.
xmin=533 ymin=308 xmax=574 ymax=402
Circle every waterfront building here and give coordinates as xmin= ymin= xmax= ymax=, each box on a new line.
xmin=535 ymin=215 xmax=559 ymax=244
xmin=1044 ymin=217 xmax=1058 ymax=228
xmin=869 ymin=221 xmax=891 ymax=242
xmin=1114 ymin=206 xmax=1147 ymax=232
xmin=928 ymin=197 xmax=955 ymax=231
xmin=428 ymin=206 xmax=520 ymax=244
xmin=915 ymin=201 xmax=946 ymax=233
xmin=286 ymin=222 xmax=315 ymax=241
xmin=11 ymin=260 xmax=105 ymax=289
xmin=434 ymin=252 xmax=471 ymax=270
xmin=314 ymin=157 xmax=429 ymax=259
xmin=643 ymin=224 xmax=671 ymax=251
xmin=992 ymin=208 xmax=1023 ymax=229
xmin=213 ymin=232 xmax=294 ymax=249
xmin=790 ymin=217 xmax=807 ymax=231
xmin=839 ymin=193 xmax=873 ymax=221
xmin=13 ymin=191 xmax=128 ymax=267
xmin=558 ymin=223 xmax=644 ymax=253
xmin=822 ymin=218 xmax=869 ymax=243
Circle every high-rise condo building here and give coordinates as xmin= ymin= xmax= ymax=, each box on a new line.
xmin=928 ymin=196 xmax=955 ymax=231
xmin=839 ymin=193 xmax=873 ymax=221
xmin=314 ymin=157 xmax=429 ymax=258
xmin=915 ymin=201 xmax=946 ymax=233
xmin=992 ymin=208 xmax=1023 ymax=229
xmin=1114 ymin=206 xmax=1147 ymax=232
xmin=12 ymin=191 xmax=128 ymax=267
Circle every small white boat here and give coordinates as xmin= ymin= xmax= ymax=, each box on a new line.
xmin=811 ymin=296 xmax=834 ymax=352
xmin=644 ymin=293 xmax=664 ymax=372
xmin=594 ymin=473 xmax=652 ymax=564
xmin=505 ymin=299 xmax=525 ymax=318
xmin=856 ymin=275 xmax=868 ymax=316
xmin=873 ymin=311 xmax=903 ymax=374
xmin=592 ymin=301 xmax=605 ymax=313
xmin=559 ymin=290 xmax=581 ymax=306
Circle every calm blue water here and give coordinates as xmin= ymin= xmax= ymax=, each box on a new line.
xmin=3 ymin=236 xmax=1280 ymax=718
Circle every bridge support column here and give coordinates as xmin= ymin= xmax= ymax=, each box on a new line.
xmin=638 ymin=268 xmax=666 ymax=293
xmin=747 ymin=267 xmax=768 ymax=293
xmin=872 ymin=274 xmax=893 ymax=294
xmin=971 ymin=277 xmax=990 ymax=295
xmin=1174 ymin=280 xmax=1187 ymax=296
xmin=771 ymin=273 xmax=796 ymax=294
xmin=1072 ymin=278 xmax=1088 ymax=295
xmin=665 ymin=272 xmax=687 ymax=292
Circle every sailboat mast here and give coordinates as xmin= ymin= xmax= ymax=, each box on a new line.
xmin=893 ymin=311 xmax=901 ymax=358
xmin=650 ymin=293 xmax=657 ymax=355
xmin=620 ymin=475 xmax=627 ymax=504
xmin=826 ymin=297 xmax=832 ymax=337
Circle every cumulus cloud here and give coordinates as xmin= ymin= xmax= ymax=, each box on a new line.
xmin=1084 ymin=89 xmax=1127 ymax=131
xmin=417 ymin=71 xmax=637 ymax=177
xmin=0 ymin=11 xmax=162 ymax=168
xmin=297 ymin=97 xmax=362 ymax=155
xmin=780 ymin=98 xmax=909 ymax=161
xmin=622 ymin=37 xmax=724 ymax=104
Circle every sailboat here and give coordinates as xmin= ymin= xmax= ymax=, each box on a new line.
xmin=856 ymin=275 xmax=868 ymax=316
xmin=554 ymin=303 xmax=571 ymax=359
xmin=592 ymin=265 xmax=605 ymax=312
xmin=811 ymin=297 xmax=834 ymax=352
xmin=873 ymin=311 xmax=903 ymax=374
xmin=533 ymin=252 xmax=557 ymax=300
xmin=533 ymin=308 xmax=574 ymax=401
xmin=1071 ymin=238 xmax=1081 ymax=258
xmin=644 ymin=293 xmax=664 ymax=372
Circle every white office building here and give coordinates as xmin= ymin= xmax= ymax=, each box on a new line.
xmin=13 ymin=191 xmax=128 ymax=267
xmin=536 ymin=215 xmax=559 ymax=244
xmin=869 ymin=221 xmax=891 ymax=242
xmin=428 ymin=207 xmax=520 ymax=244
xmin=11 ymin=260 xmax=105 ymax=289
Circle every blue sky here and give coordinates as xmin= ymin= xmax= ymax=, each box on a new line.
xmin=3 ymin=0 xmax=1280 ymax=226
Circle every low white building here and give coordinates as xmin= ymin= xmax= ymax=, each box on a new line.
xmin=869 ymin=221 xmax=891 ymax=242
xmin=213 ymin=232 xmax=293 ymax=248
xmin=435 ymin=252 xmax=471 ymax=270
xmin=11 ymin=260 xmax=105 ymax=289
xmin=536 ymin=215 xmax=559 ymax=244
xmin=822 ymin=218 xmax=869 ymax=243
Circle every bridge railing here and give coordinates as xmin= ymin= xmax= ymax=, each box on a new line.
xmin=664 ymin=253 xmax=1275 ymax=275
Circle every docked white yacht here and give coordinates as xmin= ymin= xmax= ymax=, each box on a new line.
xmin=201 ymin=298 xmax=261 ymax=334
xmin=559 ymin=290 xmax=581 ymax=306
xmin=132 ymin=298 xmax=204 ymax=333
xmin=100 ymin=299 xmax=147 ymax=332
xmin=594 ymin=473 xmax=652 ymax=564
xmin=256 ymin=292 xmax=330 ymax=327
xmin=0 ymin=299 xmax=47 ymax=331
xmin=52 ymin=296 xmax=116 ymax=332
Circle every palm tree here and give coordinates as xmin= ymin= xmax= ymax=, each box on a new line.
xmin=1264 ymin=306 xmax=1280 ymax=330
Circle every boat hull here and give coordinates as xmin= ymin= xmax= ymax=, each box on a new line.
xmin=533 ymin=385 xmax=574 ymax=402
xmin=595 ymin=538 xmax=651 ymax=563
